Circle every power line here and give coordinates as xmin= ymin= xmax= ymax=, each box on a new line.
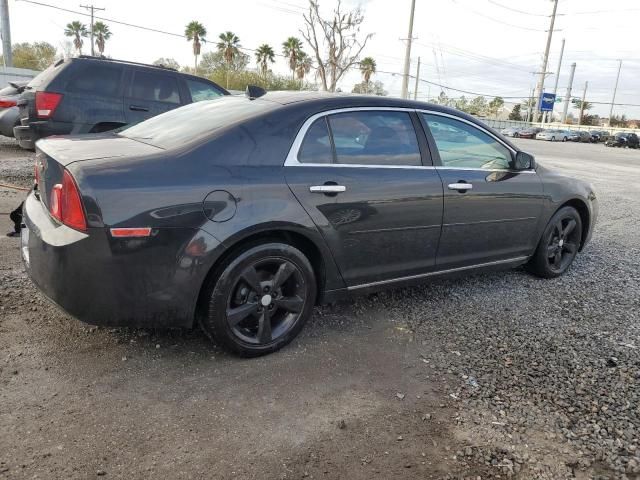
xmin=485 ymin=0 xmax=549 ymax=17
xmin=449 ymin=0 xmax=547 ymax=32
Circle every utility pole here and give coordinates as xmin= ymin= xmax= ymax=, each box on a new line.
xmin=534 ymin=0 xmax=559 ymax=122
xmin=413 ymin=56 xmax=421 ymax=100
xmin=400 ymin=0 xmax=416 ymax=99
xmin=80 ymin=4 xmax=105 ymax=57
xmin=561 ymin=62 xmax=576 ymax=124
xmin=547 ymin=37 xmax=565 ymax=123
xmin=578 ymin=81 xmax=588 ymax=126
xmin=607 ymin=60 xmax=622 ymax=127
xmin=526 ymin=87 xmax=535 ymax=123
xmin=0 ymin=0 xmax=12 ymax=67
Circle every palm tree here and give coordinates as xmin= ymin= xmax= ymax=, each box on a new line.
xmin=359 ymin=57 xmax=376 ymax=94
xmin=92 ymin=21 xmax=112 ymax=56
xmin=255 ymin=44 xmax=275 ymax=77
xmin=217 ymin=31 xmax=241 ymax=89
xmin=282 ymin=36 xmax=303 ymax=80
xmin=64 ymin=21 xmax=88 ymax=55
xmin=185 ymin=21 xmax=207 ymax=74
xmin=295 ymin=52 xmax=312 ymax=83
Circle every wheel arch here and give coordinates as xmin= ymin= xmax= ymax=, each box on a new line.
xmin=195 ymin=226 xmax=337 ymax=325
xmin=558 ymin=198 xmax=590 ymax=251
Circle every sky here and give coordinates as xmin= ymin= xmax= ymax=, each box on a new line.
xmin=7 ymin=0 xmax=640 ymax=118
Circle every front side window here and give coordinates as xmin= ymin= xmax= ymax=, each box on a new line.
xmin=423 ymin=114 xmax=513 ymax=170
xmin=327 ymin=111 xmax=422 ymax=166
xmin=129 ymin=71 xmax=180 ymax=104
xmin=186 ymin=79 xmax=223 ymax=102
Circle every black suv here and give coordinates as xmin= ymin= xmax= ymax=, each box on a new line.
xmin=14 ymin=56 xmax=228 ymax=150
xmin=605 ymin=132 xmax=639 ymax=149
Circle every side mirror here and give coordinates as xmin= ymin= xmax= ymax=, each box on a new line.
xmin=514 ymin=151 xmax=535 ymax=170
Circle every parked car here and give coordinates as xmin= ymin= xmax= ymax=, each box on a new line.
xmin=14 ymin=56 xmax=228 ymax=150
xmin=536 ymin=129 xmax=569 ymax=142
xmin=22 ymin=93 xmax=598 ymax=356
xmin=605 ymin=132 xmax=639 ymax=148
xmin=589 ymin=130 xmax=609 ymax=143
xmin=501 ymin=126 xmax=523 ymax=137
xmin=0 ymin=81 xmax=27 ymax=137
xmin=517 ymin=127 xmax=543 ymax=139
xmin=567 ymin=131 xmax=591 ymax=143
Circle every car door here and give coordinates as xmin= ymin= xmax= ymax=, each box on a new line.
xmin=285 ymin=108 xmax=443 ymax=288
xmin=421 ymin=112 xmax=544 ymax=269
xmin=124 ymin=68 xmax=183 ymax=124
xmin=184 ymin=77 xmax=225 ymax=103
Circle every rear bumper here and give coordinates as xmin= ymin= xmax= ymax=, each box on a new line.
xmin=14 ymin=120 xmax=72 ymax=150
xmin=0 ymin=107 xmax=19 ymax=137
xmin=22 ymin=191 xmax=223 ymax=329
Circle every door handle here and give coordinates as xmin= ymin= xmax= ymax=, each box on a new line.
xmin=129 ymin=104 xmax=149 ymax=112
xmin=448 ymin=182 xmax=473 ymax=191
xmin=310 ymin=185 xmax=346 ymax=194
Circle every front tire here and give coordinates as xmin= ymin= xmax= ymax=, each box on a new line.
xmin=200 ymin=243 xmax=317 ymax=357
xmin=527 ymin=206 xmax=583 ymax=279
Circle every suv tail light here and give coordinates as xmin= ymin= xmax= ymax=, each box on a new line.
xmin=35 ymin=91 xmax=63 ymax=119
xmin=49 ymin=170 xmax=87 ymax=231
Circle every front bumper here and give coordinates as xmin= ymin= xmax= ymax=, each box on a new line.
xmin=22 ymin=191 xmax=222 ymax=329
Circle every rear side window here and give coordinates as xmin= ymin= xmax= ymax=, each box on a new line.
xmin=297 ymin=118 xmax=333 ymax=164
xmin=186 ymin=79 xmax=223 ymax=102
xmin=66 ymin=64 xmax=123 ymax=96
xmin=129 ymin=71 xmax=180 ymax=104
xmin=327 ymin=111 xmax=421 ymax=166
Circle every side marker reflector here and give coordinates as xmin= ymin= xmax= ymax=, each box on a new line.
xmin=110 ymin=227 xmax=152 ymax=238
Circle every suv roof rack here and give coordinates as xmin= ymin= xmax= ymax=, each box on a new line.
xmin=76 ymin=55 xmax=178 ymax=71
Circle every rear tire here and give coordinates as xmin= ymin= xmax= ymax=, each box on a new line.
xmin=200 ymin=242 xmax=317 ymax=357
xmin=526 ymin=206 xmax=583 ymax=279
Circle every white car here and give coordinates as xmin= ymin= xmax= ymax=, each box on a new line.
xmin=535 ymin=129 xmax=569 ymax=142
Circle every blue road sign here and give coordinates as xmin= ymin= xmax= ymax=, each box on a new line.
xmin=539 ymin=92 xmax=556 ymax=112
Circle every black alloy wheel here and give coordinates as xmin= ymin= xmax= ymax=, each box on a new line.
xmin=527 ymin=206 xmax=583 ymax=279
xmin=201 ymin=243 xmax=316 ymax=356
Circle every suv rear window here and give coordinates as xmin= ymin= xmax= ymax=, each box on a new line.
xmin=67 ymin=64 xmax=123 ymax=96
xmin=129 ymin=71 xmax=180 ymax=104
xmin=120 ymin=95 xmax=273 ymax=149
xmin=26 ymin=60 xmax=65 ymax=90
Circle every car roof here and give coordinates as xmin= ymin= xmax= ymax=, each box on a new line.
xmin=255 ymin=91 xmax=485 ymax=121
xmin=71 ymin=55 xmax=178 ymax=72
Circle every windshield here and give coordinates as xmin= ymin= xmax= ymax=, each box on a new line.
xmin=120 ymin=96 xmax=274 ymax=149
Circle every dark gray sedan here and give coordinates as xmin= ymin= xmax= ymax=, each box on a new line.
xmin=22 ymin=92 xmax=597 ymax=356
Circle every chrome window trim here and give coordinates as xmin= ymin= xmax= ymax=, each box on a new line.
xmin=283 ymin=106 xmax=536 ymax=174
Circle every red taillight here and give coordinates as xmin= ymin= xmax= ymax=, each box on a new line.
xmin=35 ymin=91 xmax=63 ymax=119
xmin=0 ymin=99 xmax=17 ymax=108
xmin=49 ymin=170 xmax=87 ymax=231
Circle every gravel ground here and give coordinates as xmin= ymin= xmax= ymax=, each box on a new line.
xmin=1 ymin=137 xmax=639 ymax=479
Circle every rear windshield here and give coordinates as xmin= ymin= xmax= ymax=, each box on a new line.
xmin=119 ymin=96 xmax=274 ymax=149
xmin=26 ymin=60 xmax=65 ymax=90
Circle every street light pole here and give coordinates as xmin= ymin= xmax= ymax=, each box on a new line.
xmin=400 ymin=0 xmax=416 ymax=99
xmin=534 ymin=0 xmax=559 ymax=122
xmin=0 ymin=0 xmax=12 ymax=67
xmin=561 ymin=62 xmax=576 ymax=124
xmin=607 ymin=60 xmax=622 ymax=127
xmin=413 ymin=56 xmax=420 ymax=100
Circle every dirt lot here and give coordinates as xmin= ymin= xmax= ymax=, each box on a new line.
xmin=1 ymin=137 xmax=639 ymax=479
